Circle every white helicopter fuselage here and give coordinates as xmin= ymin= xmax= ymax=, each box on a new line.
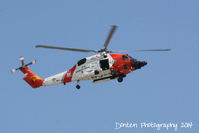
xmin=42 ymin=53 xmax=115 ymax=86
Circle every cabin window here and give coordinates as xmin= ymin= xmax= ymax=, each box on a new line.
xmin=77 ymin=58 xmax=86 ymax=66
xmin=100 ymin=59 xmax=109 ymax=70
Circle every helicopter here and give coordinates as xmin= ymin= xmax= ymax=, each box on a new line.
xmin=12 ymin=25 xmax=170 ymax=89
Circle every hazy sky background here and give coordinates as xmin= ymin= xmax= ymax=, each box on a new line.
xmin=1 ymin=0 xmax=199 ymax=133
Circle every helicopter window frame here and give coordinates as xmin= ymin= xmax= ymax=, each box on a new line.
xmin=77 ymin=58 xmax=87 ymax=66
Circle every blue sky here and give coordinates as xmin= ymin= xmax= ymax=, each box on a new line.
xmin=1 ymin=0 xmax=199 ymax=132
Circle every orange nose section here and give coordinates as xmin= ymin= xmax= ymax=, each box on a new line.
xmin=20 ymin=66 xmax=44 ymax=88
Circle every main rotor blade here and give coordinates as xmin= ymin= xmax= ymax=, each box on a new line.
xmin=35 ymin=45 xmax=98 ymax=53
xmin=108 ymin=49 xmax=171 ymax=53
xmin=129 ymin=49 xmax=171 ymax=52
xmin=103 ymin=25 xmax=117 ymax=50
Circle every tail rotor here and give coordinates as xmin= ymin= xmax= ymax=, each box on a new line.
xmin=11 ymin=56 xmax=36 ymax=73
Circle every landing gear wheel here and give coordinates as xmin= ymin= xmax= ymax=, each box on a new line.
xmin=94 ymin=70 xmax=99 ymax=75
xmin=117 ymin=77 xmax=123 ymax=83
xmin=76 ymin=84 xmax=80 ymax=89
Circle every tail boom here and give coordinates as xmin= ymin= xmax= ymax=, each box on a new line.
xmin=13 ymin=57 xmax=76 ymax=88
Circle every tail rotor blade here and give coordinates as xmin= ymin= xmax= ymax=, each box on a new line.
xmin=19 ymin=56 xmax=25 ymax=66
xmin=25 ymin=60 xmax=36 ymax=67
xmin=11 ymin=68 xmax=17 ymax=73
xmin=11 ymin=67 xmax=21 ymax=73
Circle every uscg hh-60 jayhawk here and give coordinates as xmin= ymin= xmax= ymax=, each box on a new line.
xmin=12 ymin=25 xmax=170 ymax=89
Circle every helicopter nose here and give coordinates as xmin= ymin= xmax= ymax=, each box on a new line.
xmin=131 ymin=60 xmax=147 ymax=69
xmin=141 ymin=61 xmax=147 ymax=66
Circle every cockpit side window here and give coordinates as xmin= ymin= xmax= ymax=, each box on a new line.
xmin=122 ymin=55 xmax=128 ymax=60
xmin=77 ymin=58 xmax=86 ymax=66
